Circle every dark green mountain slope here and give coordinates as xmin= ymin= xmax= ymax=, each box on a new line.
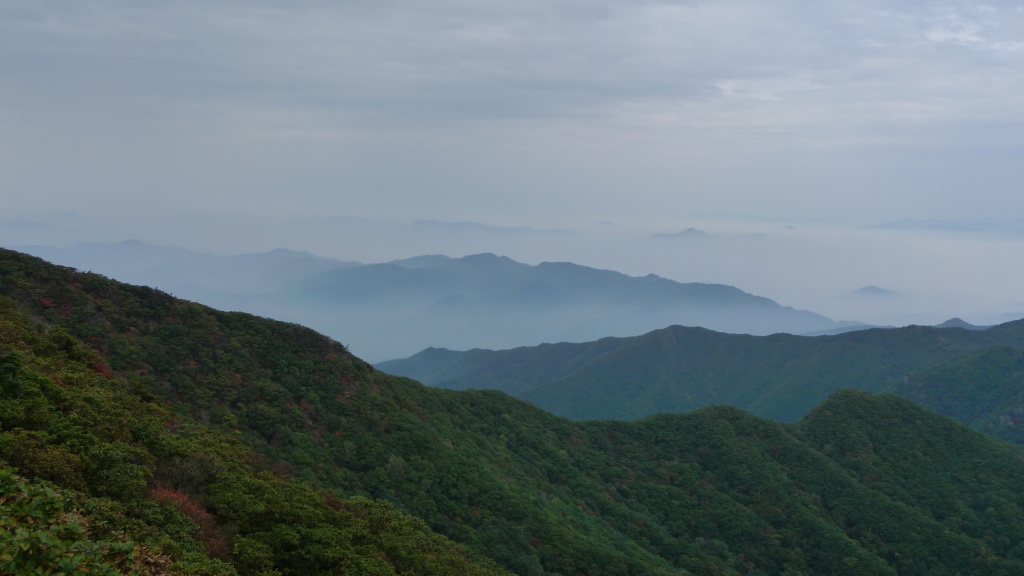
xmin=379 ymin=322 xmax=1024 ymax=421
xmin=887 ymin=346 xmax=1024 ymax=445
xmin=0 ymin=266 xmax=509 ymax=575
xmin=798 ymin=390 xmax=1024 ymax=565
xmin=7 ymin=247 xmax=1024 ymax=574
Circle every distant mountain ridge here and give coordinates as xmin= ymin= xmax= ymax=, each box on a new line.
xmin=14 ymin=239 xmax=357 ymax=296
xmin=847 ymin=285 xmax=903 ymax=299
xmin=284 ymin=252 xmax=841 ymax=360
xmin=378 ymin=320 xmax=1024 ymax=423
xmin=649 ymin=227 xmax=710 ymax=239
xmin=11 ymin=241 xmax=841 ymax=361
xmin=888 ymin=345 xmax=1024 ymax=444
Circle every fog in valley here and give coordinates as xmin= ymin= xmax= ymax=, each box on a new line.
xmin=4 ymin=211 xmax=1022 ymax=361
xmin=4 ymin=1 xmax=1024 ymax=359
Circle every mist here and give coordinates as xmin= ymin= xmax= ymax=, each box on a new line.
xmin=4 ymin=0 xmax=1024 ymax=357
xmin=4 ymin=209 xmax=1022 ymax=361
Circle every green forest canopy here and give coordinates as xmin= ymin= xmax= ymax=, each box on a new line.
xmin=4 ymin=247 xmax=1024 ymax=575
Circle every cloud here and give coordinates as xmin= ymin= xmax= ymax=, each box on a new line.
xmin=6 ymin=1 xmax=1023 ymax=126
xmin=3 ymin=0 xmax=1024 ymax=224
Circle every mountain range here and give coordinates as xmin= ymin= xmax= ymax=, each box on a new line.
xmin=12 ymin=241 xmax=844 ymax=361
xmin=15 ymin=240 xmax=358 ymax=296
xmin=378 ymin=320 xmax=1024 ymax=427
xmin=7 ymin=247 xmax=1024 ymax=574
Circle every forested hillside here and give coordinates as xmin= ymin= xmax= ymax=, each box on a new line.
xmin=5 ymin=247 xmax=1024 ymax=575
xmin=379 ymin=322 xmax=1024 ymax=422
xmin=0 ymin=254 xmax=509 ymax=575
xmin=888 ymin=345 xmax=1024 ymax=445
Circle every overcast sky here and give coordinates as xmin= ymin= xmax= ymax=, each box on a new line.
xmin=4 ymin=0 xmax=1024 ymax=223
xmin=3 ymin=1 xmax=1024 ymax=324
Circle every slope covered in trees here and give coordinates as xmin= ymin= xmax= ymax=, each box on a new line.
xmin=0 ymin=250 xmax=509 ymax=575
xmin=379 ymin=322 xmax=1024 ymax=422
xmin=888 ymin=345 xmax=1024 ymax=445
xmin=5 ymin=247 xmax=1024 ymax=574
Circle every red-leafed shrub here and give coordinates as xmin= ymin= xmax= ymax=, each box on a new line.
xmin=149 ymin=487 xmax=229 ymax=560
xmin=87 ymin=355 xmax=114 ymax=378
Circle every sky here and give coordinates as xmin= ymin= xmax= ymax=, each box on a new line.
xmin=2 ymin=0 xmax=1024 ymax=326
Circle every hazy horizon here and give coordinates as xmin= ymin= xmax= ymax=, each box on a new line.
xmin=4 ymin=210 xmax=1023 ymax=335
xmin=3 ymin=1 xmax=1023 ymax=338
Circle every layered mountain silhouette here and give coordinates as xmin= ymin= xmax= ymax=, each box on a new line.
xmin=12 ymin=241 xmax=841 ymax=361
xmin=379 ymin=320 xmax=1024 ymax=424
xmin=890 ymin=345 xmax=1024 ymax=445
xmin=16 ymin=240 xmax=357 ymax=296
xmin=8 ymin=246 xmax=1024 ymax=574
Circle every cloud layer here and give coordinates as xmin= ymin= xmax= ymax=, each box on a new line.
xmin=2 ymin=1 xmax=1024 ymax=328
xmin=4 ymin=1 xmax=1024 ymax=222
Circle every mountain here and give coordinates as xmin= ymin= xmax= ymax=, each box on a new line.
xmin=14 ymin=240 xmax=358 ymax=297
xmin=10 ymin=243 xmax=841 ymax=362
xmin=281 ymin=252 xmax=839 ymax=361
xmin=888 ymin=346 xmax=1024 ymax=445
xmin=800 ymin=322 xmax=890 ymax=336
xmin=649 ymin=227 xmax=710 ymax=240
xmin=0 ymin=213 xmax=135 ymax=246
xmin=378 ymin=321 xmax=1024 ymax=422
xmin=846 ymin=286 xmax=903 ymax=299
xmin=0 ymin=249 xmax=507 ymax=576
xmin=8 ymin=247 xmax=1024 ymax=574
xmin=933 ymin=317 xmax=988 ymax=330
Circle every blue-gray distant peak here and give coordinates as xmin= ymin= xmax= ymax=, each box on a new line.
xmin=280 ymin=253 xmax=838 ymax=360
xmin=15 ymin=243 xmax=841 ymax=362
xmin=847 ymin=286 xmax=903 ymax=299
xmin=649 ymin=228 xmax=710 ymax=240
xmin=454 ymin=253 xmax=526 ymax=267
xmin=388 ymin=254 xmax=454 ymax=269
xmin=933 ymin=318 xmax=989 ymax=330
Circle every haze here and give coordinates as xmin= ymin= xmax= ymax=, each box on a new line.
xmin=3 ymin=1 xmax=1023 ymax=335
